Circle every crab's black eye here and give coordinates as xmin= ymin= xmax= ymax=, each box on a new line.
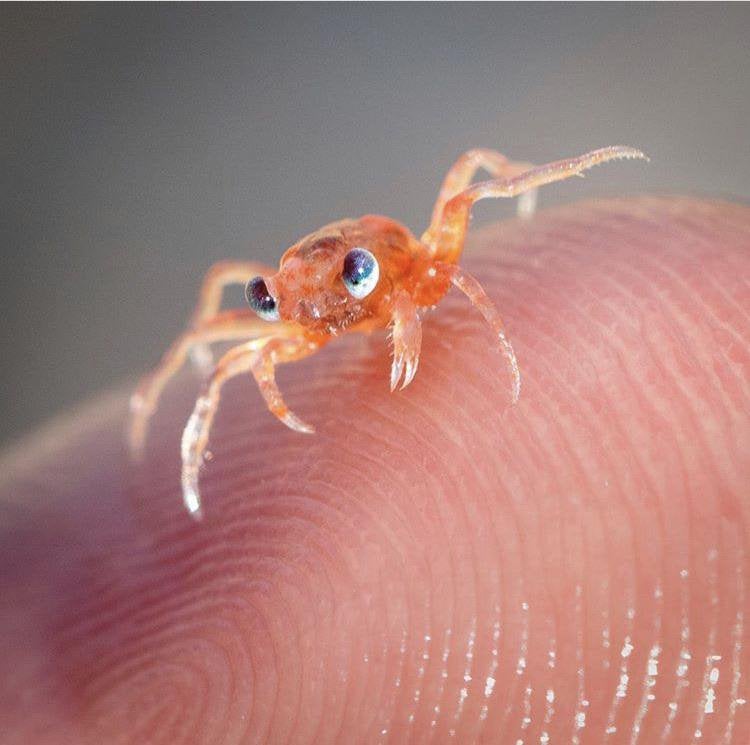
xmin=342 ymin=247 xmax=379 ymax=299
xmin=245 ymin=276 xmax=279 ymax=321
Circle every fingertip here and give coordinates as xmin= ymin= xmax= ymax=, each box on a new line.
xmin=3 ymin=197 xmax=748 ymax=744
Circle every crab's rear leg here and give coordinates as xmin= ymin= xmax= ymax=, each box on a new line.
xmin=436 ymin=261 xmax=521 ymax=404
xmin=423 ymin=148 xmax=536 ymax=247
xmin=128 ymin=310 xmax=279 ymax=458
xmin=189 ymin=260 xmax=275 ymax=371
xmin=428 ymin=146 xmax=648 ymax=264
xmin=181 ymin=332 xmax=324 ymax=518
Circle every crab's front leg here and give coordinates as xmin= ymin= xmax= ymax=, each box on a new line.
xmin=129 ymin=310 xmax=280 ymax=458
xmin=389 ymin=290 xmax=423 ymax=391
xmin=435 ymin=261 xmax=521 ymax=404
xmin=181 ymin=330 xmax=324 ymax=518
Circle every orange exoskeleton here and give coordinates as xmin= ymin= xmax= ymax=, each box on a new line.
xmin=129 ymin=146 xmax=647 ymax=516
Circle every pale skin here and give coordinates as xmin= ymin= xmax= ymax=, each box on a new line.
xmin=129 ymin=145 xmax=647 ymax=516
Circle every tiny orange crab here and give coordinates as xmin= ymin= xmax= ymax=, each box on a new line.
xmin=130 ymin=145 xmax=646 ymax=516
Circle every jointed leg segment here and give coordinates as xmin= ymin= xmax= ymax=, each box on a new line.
xmin=181 ymin=333 xmax=323 ymax=518
xmin=189 ymin=260 xmax=275 ymax=371
xmin=128 ymin=310 xmax=279 ymax=457
xmin=423 ymin=148 xmax=537 ymax=247
xmin=420 ymin=146 xmax=646 ymax=399
xmin=436 ymin=262 xmax=521 ymax=404
xmin=427 ymin=146 xmax=647 ymax=263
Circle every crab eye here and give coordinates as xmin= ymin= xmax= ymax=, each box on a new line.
xmin=342 ymin=247 xmax=379 ymax=299
xmin=245 ymin=276 xmax=280 ymax=321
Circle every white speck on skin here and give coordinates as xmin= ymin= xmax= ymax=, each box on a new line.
xmin=705 ymin=688 xmax=716 ymax=714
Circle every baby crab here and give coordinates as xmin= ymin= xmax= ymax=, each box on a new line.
xmin=129 ymin=145 xmax=646 ymax=517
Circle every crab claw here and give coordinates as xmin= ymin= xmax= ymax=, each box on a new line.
xmin=389 ymin=292 xmax=423 ymax=393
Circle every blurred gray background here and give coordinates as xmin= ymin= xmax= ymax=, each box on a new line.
xmin=2 ymin=4 xmax=749 ymax=446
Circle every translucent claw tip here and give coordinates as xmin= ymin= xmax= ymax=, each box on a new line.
xmin=511 ymin=376 xmax=521 ymax=405
xmin=390 ymin=355 xmax=404 ymax=392
xmin=281 ymin=410 xmax=315 ymax=434
xmin=497 ymin=331 xmax=521 ymax=405
xmin=401 ymin=356 xmax=419 ymax=390
xmin=182 ymin=473 xmax=203 ymax=519
xmin=609 ymin=146 xmax=649 ymax=162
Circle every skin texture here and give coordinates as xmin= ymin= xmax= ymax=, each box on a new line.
xmin=1 ymin=196 xmax=749 ymax=744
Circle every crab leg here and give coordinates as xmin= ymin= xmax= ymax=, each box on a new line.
xmin=128 ymin=310 xmax=280 ymax=458
xmin=429 ymin=146 xmax=647 ymax=263
xmin=181 ymin=332 xmax=324 ymax=518
xmin=389 ymin=290 xmax=423 ymax=391
xmin=436 ymin=261 xmax=521 ymax=404
xmin=424 ymin=148 xmax=536 ymax=246
xmin=188 ymin=260 xmax=275 ymax=371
